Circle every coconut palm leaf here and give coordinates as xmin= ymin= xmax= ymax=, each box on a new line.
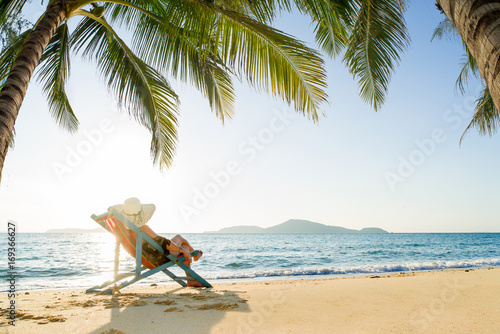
xmin=455 ymin=45 xmax=478 ymax=94
xmin=431 ymin=16 xmax=459 ymax=42
xmin=191 ymin=55 xmax=236 ymax=122
xmin=431 ymin=15 xmax=498 ymax=141
xmin=90 ymin=0 xmax=164 ymax=27
xmin=295 ymin=0 xmax=354 ymax=57
xmin=217 ymin=8 xmax=328 ymax=120
xmin=460 ymin=86 xmax=500 ymax=144
xmin=36 ymin=22 xmax=79 ymax=132
xmin=0 ymin=28 xmax=32 ymax=88
xmin=181 ymin=0 xmax=289 ymax=23
xmin=179 ymin=0 xmax=328 ymax=120
xmin=431 ymin=17 xmax=479 ymax=94
xmin=130 ymin=11 xmax=235 ymax=122
xmin=126 ymin=0 xmax=327 ymax=120
xmin=0 ymin=10 xmax=31 ymax=49
xmin=228 ymin=0 xmax=289 ymax=23
xmin=102 ymin=0 xmax=323 ymax=120
xmin=343 ymin=0 xmax=409 ymax=111
xmin=0 ymin=0 xmax=28 ymax=24
xmin=71 ymin=12 xmax=179 ymax=167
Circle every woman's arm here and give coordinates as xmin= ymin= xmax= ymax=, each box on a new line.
xmin=140 ymin=226 xmax=193 ymax=262
xmin=139 ymin=224 xmax=158 ymax=239
xmin=165 ymin=242 xmax=192 ymax=263
xmin=165 ymin=242 xmax=182 ymax=253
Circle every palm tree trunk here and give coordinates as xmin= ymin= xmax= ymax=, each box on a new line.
xmin=0 ymin=1 xmax=66 ymax=183
xmin=437 ymin=0 xmax=500 ymax=111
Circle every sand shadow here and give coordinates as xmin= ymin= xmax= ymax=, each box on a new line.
xmin=70 ymin=286 xmax=249 ymax=334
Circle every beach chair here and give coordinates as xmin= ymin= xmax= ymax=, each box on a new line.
xmin=86 ymin=207 xmax=211 ymax=294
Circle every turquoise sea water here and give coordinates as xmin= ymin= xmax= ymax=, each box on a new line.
xmin=2 ymin=233 xmax=500 ymax=291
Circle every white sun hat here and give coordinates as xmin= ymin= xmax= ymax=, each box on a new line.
xmin=111 ymin=197 xmax=156 ymax=227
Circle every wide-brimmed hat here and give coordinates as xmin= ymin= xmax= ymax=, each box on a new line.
xmin=111 ymin=197 xmax=156 ymax=227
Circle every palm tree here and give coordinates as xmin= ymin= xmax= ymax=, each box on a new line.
xmin=436 ymin=0 xmax=500 ymax=112
xmin=0 ymin=0 xmax=409 ymax=184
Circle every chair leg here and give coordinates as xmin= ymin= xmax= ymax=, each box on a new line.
xmin=113 ymin=239 xmax=120 ymax=282
xmin=169 ymin=251 xmax=212 ymax=288
xmin=176 ymin=260 xmax=212 ymax=288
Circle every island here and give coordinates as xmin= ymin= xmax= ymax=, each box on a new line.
xmin=205 ymin=219 xmax=388 ymax=234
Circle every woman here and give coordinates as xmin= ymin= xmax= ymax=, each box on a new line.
xmin=112 ymin=197 xmax=204 ymax=287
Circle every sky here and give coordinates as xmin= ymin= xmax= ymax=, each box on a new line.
xmin=1 ymin=1 xmax=499 ymax=233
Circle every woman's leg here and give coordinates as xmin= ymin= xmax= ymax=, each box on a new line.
xmin=171 ymin=235 xmax=193 ymax=251
xmin=170 ymin=235 xmax=203 ymax=261
xmin=169 ymin=235 xmax=204 ymax=287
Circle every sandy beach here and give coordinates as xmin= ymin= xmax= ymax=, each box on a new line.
xmin=1 ymin=268 xmax=499 ymax=334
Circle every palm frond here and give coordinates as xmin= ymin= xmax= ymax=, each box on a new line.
xmin=343 ymin=0 xmax=409 ymax=111
xmin=127 ymin=0 xmax=327 ymax=120
xmin=295 ymin=0 xmax=354 ymax=57
xmin=128 ymin=9 xmax=236 ymax=122
xmin=180 ymin=0 xmax=328 ymax=119
xmin=200 ymin=57 xmax=236 ymax=122
xmin=36 ymin=21 xmax=79 ymax=132
xmin=0 ymin=0 xmax=29 ymax=26
xmin=99 ymin=0 xmax=165 ymax=30
xmin=431 ymin=17 xmax=459 ymax=42
xmin=71 ymin=12 xmax=179 ymax=168
xmin=0 ymin=11 xmax=31 ymax=49
xmin=455 ymin=44 xmax=479 ymax=94
xmin=431 ymin=9 xmax=499 ymax=143
xmin=460 ymin=86 xmax=500 ymax=144
xmin=0 ymin=28 xmax=32 ymax=89
xmin=431 ymin=16 xmax=477 ymax=95
xmin=219 ymin=8 xmax=328 ymax=120
xmin=222 ymin=0 xmax=293 ymax=23
xmin=396 ymin=0 xmax=408 ymax=11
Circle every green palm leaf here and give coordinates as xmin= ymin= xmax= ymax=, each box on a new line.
xmin=0 ymin=28 xmax=32 ymax=88
xmin=431 ymin=16 xmax=459 ymax=42
xmin=186 ymin=0 xmax=328 ymax=120
xmin=455 ymin=45 xmax=478 ymax=94
xmin=0 ymin=0 xmax=28 ymax=25
xmin=431 ymin=17 xmax=479 ymax=94
xmin=129 ymin=11 xmax=235 ymax=122
xmin=295 ymin=0 xmax=353 ymax=57
xmin=118 ymin=0 xmax=327 ymax=120
xmin=193 ymin=56 xmax=236 ymax=123
xmin=104 ymin=1 xmax=254 ymax=121
xmin=343 ymin=0 xmax=409 ymax=111
xmin=460 ymin=87 xmax=500 ymax=144
xmin=71 ymin=12 xmax=179 ymax=167
xmin=36 ymin=22 xmax=79 ymax=132
xmin=212 ymin=0 xmax=291 ymax=23
xmin=0 ymin=10 xmax=31 ymax=49
xmin=431 ymin=15 xmax=498 ymax=142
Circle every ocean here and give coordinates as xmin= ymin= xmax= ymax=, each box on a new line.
xmin=2 ymin=233 xmax=500 ymax=291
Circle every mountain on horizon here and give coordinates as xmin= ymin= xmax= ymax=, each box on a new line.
xmin=205 ymin=219 xmax=388 ymax=234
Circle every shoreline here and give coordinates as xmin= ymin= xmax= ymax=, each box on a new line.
xmin=2 ymin=267 xmax=499 ymax=333
xmin=7 ymin=264 xmax=500 ymax=293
